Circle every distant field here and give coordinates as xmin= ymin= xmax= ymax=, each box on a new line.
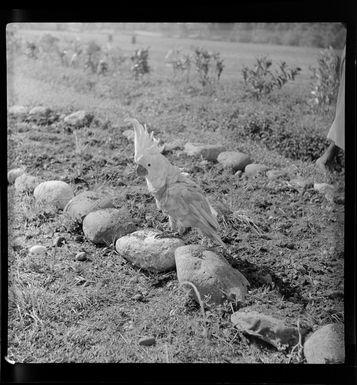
xmin=15 ymin=28 xmax=326 ymax=86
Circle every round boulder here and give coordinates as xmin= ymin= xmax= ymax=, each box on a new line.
xmin=8 ymin=105 xmax=28 ymax=118
xmin=29 ymin=106 xmax=51 ymax=117
xmin=83 ymin=208 xmax=137 ymax=245
xmin=184 ymin=143 xmax=226 ymax=162
xmin=115 ymin=229 xmax=184 ymax=272
xmin=64 ymin=110 xmax=93 ymax=128
xmin=303 ymin=323 xmax=345 ymax=364
xmin=8 ymin=167 xmax=26 ymax=185
xmin=28 ymin=245 xmax=47 ymax=257
xmin=244 ymin=163 xmax=270 ymax=177
xmin=14 ymin=174 xmax=41 ymax=193
xmin=34 ymin=180 xmax=74 ymax=210
xmin=64 ymin=190 xmax=115 ymax=223
xmin=217 ymin=151 xmax=252 ymax=172
xmin=175 ymin=245 xmax=249 ymax=305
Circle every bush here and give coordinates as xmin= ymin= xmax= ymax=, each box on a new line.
xmin=309 ymin=47 xmax=341 ymax=109
xmin=242 ymin=56 xmax=301 ymax=99
xmin=130 ymin=48 xmax=150 ymax=79
xmin=165 ymin=49 xmax=192 ymax=81
xmin=192 ymin=47 xmax=224 ymax=86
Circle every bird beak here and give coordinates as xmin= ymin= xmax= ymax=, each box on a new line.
xmin=136 ymin=164 xmax=148 ymax=177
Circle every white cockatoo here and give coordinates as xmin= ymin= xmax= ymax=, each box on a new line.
xmin=125 ymin=118 xmax=226 ymax=248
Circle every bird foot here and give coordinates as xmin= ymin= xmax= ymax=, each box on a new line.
xmin=154 ymin=231 xmax=183 ymax=240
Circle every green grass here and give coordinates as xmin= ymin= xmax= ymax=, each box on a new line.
xmin=7 ymin=29 xmax=344 ymax=363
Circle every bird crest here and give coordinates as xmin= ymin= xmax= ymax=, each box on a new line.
xmin=125 ymin=118 xmax=162 ymax=162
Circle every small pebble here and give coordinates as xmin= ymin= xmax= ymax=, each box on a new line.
xmin=139 ymin=337 xmax=156 ymax=346
xmin=132 ymin=293 xmax=143 ymax=301
xmin=75 ymin=252 xmax=87 ymax=261
xmin=29 ymin=245 xmax=47 ymax=257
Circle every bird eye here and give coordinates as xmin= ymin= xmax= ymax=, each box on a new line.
xmin=147 ymin=163 xmax=151 ymax=167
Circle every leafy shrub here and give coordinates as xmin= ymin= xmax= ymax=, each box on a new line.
xmin=165 ymin=49 xmax=192 ymax=81
xmin=309 ymin=47 xmax=341 ymax=109
xmin=130 ymin=48 xmax=150 ymax=79
xmin=193 ymin=47 xmax=224 ymax=86
xmin=242 ymin=56 xmax=301 ymax=99
xmin=85 ymin=40 xmax=102 ymax=73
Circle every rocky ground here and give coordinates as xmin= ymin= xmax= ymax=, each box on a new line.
xmin=7 ymin=105 xmax=345 ymax=363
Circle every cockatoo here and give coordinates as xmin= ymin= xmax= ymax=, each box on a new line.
xmin=125 ymin=118 xmax=226 ymax=248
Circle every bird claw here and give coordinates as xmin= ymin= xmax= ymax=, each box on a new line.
xmin=154 ymin=231 xmax=182 ymax=240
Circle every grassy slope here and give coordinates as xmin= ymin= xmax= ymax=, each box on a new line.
xmin=7 ymin=30 xmax=344 ymax=363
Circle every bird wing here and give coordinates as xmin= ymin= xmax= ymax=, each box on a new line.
xmin=162 ymin=175 xmax=225 ymax=247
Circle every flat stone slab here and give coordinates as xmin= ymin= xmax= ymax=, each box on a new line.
xmin=231 ymin=310 xmax=307 ymax=349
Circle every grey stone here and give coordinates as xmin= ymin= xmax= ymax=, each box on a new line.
xmin=8 ymin=105 xmax=28 ymax=118
xmin=266 ymin=168 xmax=292 ymax=180
xmin=314 ymin=183 xmax=335 ymax=202
xmin=184 ymin=143 xmax=226 ymax=161
xmin=115 ymin=229 xmax=184 ymax=272
xmin=217 ymin=151 xmax=252 ymax=172
xmin=64 ymin=110 xmax=93 ymax=127
xmin=64 ymin=190 xmax=115 ymax=223
xmin=75 ymin=252 xmax=87 ymax=261
xmin=175 ymin=245 xmax=249 ymax=305
xmin=28 ymin=245 xmax=47 ymax=257
xmin=122 ymin=129 xmax=134 ymax=141
xmin=14 ymin=174 xmax=41 ymax=193
xmin=29 ymin=106 xmax=51 ymax=117
xmin=7 ymin=167 xmax=26 ymax=184
xmin=244 ymin=163 xmax=270 ymax=177
xmin=34 ymin=180 xmax=74 ymax=210
xmin=231 ymin=310 xmax=306 ymax=349
xmin=304 ymin=323 xmax=345 ymax=364
xmin=289 ymin=177 xmax=314 ymax=189
xmin=83 ymin=208 xmax=137 ymax=245
xmin=139 ymin=337 xmax=156 ymax=346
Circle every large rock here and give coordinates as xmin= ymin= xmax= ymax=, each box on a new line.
xmin=64 ymin=190 xmax=115 ymax=223
xmin=303 ymin=323 xmax=344 ymax=364
xmin=34 ymin=181 xmax=74 ymax=210
xmin=217 ymin=151 xmax=252 ymax=172
xmin=64 ymin=110 xmax=93 ymax=128
xmin=29 ymin=106 xmax=51 ymax=117
xmin=116 ymin=229 xmax=184 ymax=272
xmin=8 ymin=105 xmax=28 ymax=118
xmin=244 ymin=163 xmax=270 ymax=177
xmin=8 ymin=167 xmax=26 ymax=184
xmin=175 ymin=245 xmax=249 ymax=305
xmin=231 ymin=310 xmax=307 ymax=349
xmin=83 ymin=208 xmax=137 ymax=245
xmin=184 ymin=143 xmax=226 ymax=162
xmin=14 ymin=174 xmax=41 ymax=193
